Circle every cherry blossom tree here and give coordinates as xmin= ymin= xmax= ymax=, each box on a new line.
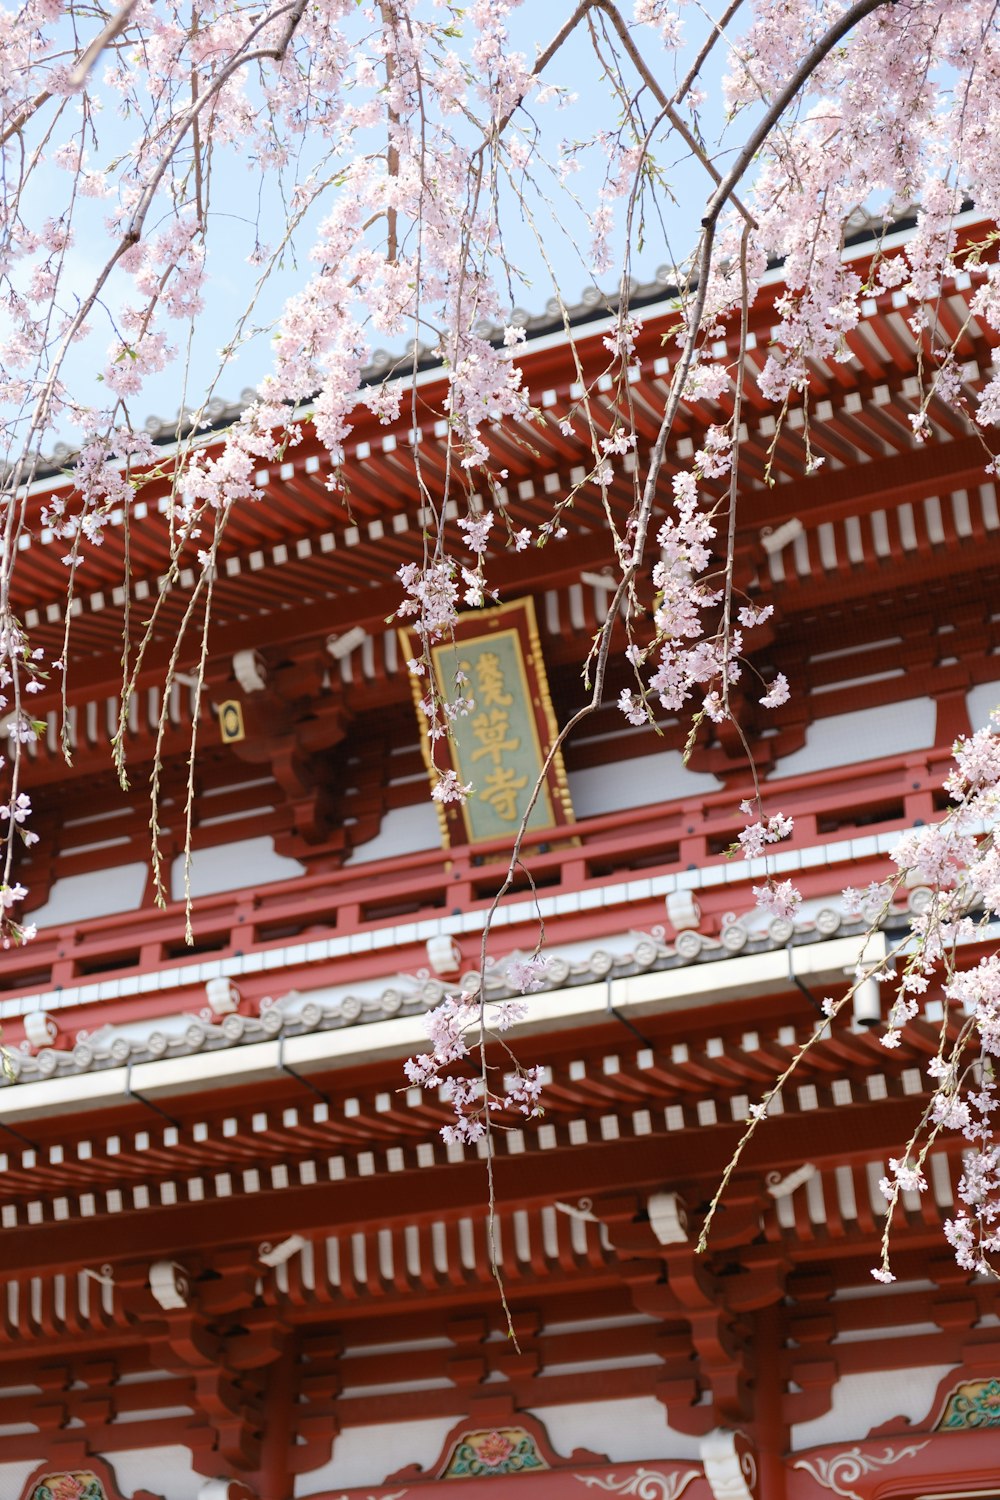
xmin=4 ymin=0 xmax=1000 ymax=1278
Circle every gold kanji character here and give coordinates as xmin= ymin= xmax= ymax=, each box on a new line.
xmin=480 ymin=766 xmax=528 ymax=821
xmin=470 ymin=707 xmax=520 ymax=765
xmin=474 ymin=651 xmax=513 ymax=708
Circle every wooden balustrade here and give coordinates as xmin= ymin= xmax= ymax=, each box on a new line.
xmin=0 ymin=745 xmax=955 ymax=999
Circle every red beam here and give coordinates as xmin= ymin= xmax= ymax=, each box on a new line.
xmin=1 ymin=1095 xmax=926 ymax=1275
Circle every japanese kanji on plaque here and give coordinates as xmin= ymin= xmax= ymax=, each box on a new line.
xmin=401 ymin=597 xmax=574 ymax=847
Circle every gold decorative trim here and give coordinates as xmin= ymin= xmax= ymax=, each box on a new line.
xmin=400 ymin=596 xmax=574 ymax=848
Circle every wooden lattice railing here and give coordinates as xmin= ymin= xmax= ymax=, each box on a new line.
xmin=0 ymin=746 xmax=952 ymax=1002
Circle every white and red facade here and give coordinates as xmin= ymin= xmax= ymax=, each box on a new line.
xmin=2 ymin=218 xmax=1000 ymax=1500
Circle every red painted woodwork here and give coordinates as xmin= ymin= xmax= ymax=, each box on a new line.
xmin=4 ymin=223 xmax=1000 ymax=1500
xmin=16 ymin=1452 xmax=164 ymax=1500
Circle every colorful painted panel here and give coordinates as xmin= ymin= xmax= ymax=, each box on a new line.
xmin=440 ymin=1427 xmax=547 ymax=1478
xmin=936 ymin=1376 xmax=1000 ymax=1428
xmin=31 ymin=1474 xmax=108 ymax=1500
xmin=402 ymin=597 xmax=574 ymax=847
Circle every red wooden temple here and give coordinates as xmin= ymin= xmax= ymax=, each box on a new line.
xmin=2 ymin=212 xmax=1000 ymax=1500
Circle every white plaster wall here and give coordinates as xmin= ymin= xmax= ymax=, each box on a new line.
xmin=790 ymin=1363 xmax=956 ymax=1451
xmin=345 ymin=801 xmax=441 ymax=864
xmin=771 ymin=698 xmax=936 ymax=779
xmin=171 ymin=837 xmax=305 ymax=900
xmin=105 ymin=1445 xmax=203 ymax=1500
xmin=966 ymin=680 xmax=1000 ymax=731
xmin=294 ymin=1415 xmax=457 ymax=1495
xmin=0 ymin=1460 xmax=44 ymax=1500
xmin=568 ymin=751 xmax=720 ymax=819
xmin=529 ymin=1396 xmax=700 ymax=1463
xmin=30 ymin=863 xmax=148 ymax=929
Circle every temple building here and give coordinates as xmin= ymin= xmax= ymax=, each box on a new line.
xmin=2 ymin=212 xmax=1000 ymax=1500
